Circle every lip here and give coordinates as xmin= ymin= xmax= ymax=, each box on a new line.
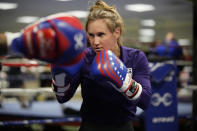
xmin=94 ymin=47 xmax=103 ymax=53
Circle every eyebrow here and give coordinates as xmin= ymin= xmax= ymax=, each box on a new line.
xmin=88 ymin=32 xmax=105 ymax=36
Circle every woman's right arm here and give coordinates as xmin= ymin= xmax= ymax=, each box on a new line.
xmin=51 ymin=65 xmax=81 ymax=104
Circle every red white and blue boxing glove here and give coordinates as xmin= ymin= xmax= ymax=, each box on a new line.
xmin=51 ymin=64 xmax=70 ymax=97
xmin=4 ymin=13 xmax=86 ymax=74
xmin=91 ymin=50 xmax=142 ymax=100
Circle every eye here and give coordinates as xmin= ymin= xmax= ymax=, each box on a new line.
xmin=97 ymin=32 xmax=105 ymax=37
xmin=88 ymin=33 xmax=94 ymax=38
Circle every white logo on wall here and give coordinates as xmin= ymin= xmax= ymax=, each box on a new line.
xmin=149 ymin=62 xmax=175 ymax=82
xmin=164 ymin=71 xmax=175 ymax=82
xmin=152 ymin=116 xmax=175 ymax=123
xmin=151 ymin=93 xmax=173 ymax=107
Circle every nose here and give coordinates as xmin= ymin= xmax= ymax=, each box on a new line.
xmin=93 ymin=36 xmax=100 ymax=46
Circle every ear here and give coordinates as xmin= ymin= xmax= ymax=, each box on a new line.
xmin=113 ymin=27 xmax=121 ymax=39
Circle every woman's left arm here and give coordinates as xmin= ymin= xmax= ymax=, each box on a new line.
xmin=133 ymin=51 xmax=152 ymax=110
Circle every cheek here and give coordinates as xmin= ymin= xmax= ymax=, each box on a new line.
xmin=103 ymin=37 xmax=116 ymax=49
xmin=102 ymin=40 xmax=112 ymax=50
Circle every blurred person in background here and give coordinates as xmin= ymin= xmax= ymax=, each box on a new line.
xmin=150 ymin=32 xmax=184 ymax=60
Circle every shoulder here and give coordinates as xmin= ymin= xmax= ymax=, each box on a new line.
xmin=121 ymin=46 xmax=147 ymax=63
xmin=122 ymin=46 xmax=150 ymax=81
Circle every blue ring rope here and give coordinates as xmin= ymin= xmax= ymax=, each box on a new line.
xmin=0 ymin=117 xmax=82 ymax=126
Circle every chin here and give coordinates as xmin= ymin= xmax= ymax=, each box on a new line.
xmin=94 ymin=49 xmax=103 ymax=53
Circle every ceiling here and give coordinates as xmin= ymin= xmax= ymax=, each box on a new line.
xmin=0 ymin=0 xmax=193 ymax=49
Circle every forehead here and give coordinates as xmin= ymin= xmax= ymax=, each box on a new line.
xmin=87 ymin=19 xmax=110 ymax=33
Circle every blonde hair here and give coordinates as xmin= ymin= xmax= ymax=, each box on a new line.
xmin=86 ymin=0 xmax=124 ymax=45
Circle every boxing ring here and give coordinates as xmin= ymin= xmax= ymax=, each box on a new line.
xmin=0 ymin=59 xmax=194 ymax=129
xmin=0 ymin=59 xmax=83 ymax=129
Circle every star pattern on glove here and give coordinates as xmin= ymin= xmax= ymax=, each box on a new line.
xmin=108 ymin=51 xmax=124 ymax=81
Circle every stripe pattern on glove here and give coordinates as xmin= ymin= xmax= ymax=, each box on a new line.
xmin=92 ymin=50 xmax=142 ymax=100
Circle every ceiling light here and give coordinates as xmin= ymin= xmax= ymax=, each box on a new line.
xmin=16 ymin=16 xmax=40 ymax=24
xmin=139 ymin=36 xmax=154 ymax=43
xmin=125 ymin=4 xmax=155 ymax=12
xmin=0 ymin=2 xmax=18 ymax=10
xmin=141 ymin=19 xmax=156 ymax=27
xmin=139 ymin=29 xmax=155 ymax=36
xmin=139 ymin=29 xmax=155 ymax=43
xmin=178 ymin=39 xmax=190 ymax=46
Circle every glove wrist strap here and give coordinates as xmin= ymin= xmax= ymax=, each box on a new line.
xmin=122 ymin=73 xmax=142 ymax=100
xmin=125 ymin=81 xmax=142 ymax=100
xmin=52 ymin=80 xmax=70 ymax=96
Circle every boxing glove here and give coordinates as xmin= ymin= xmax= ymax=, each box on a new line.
xmin=4 ymin=13 xmax=86 ymax=67
xmin=51 ymin=64 xmax=70 ymax=97
xmin=91 ymin=50 xmax=142 ymax=100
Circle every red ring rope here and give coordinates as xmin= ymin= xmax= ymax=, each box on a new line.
xmin=1 ymin=63 xmax=50 ymax=67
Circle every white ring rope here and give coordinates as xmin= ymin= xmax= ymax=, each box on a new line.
xmin=0 ymin=87 xmax=81 ymax=96
xmin=0 ymin=87 xmax=52 ymax=96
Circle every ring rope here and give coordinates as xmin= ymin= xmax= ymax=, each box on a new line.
xmin=1 ymin=62 xmax=50 ymax=67
xmin=0 ymin=61 xmax=82 ymax=126
xmin=0 ymin=117 xmax=82 ymax=126
xmin=0 ymin=87 xmax=81 ymax=96
xmin=0 ymin=87 xmax=52 ymax=95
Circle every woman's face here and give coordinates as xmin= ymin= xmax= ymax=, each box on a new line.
xmin=87 ymin=19 xmax=120 ymax=54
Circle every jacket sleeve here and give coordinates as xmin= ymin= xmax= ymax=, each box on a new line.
xmin=55 ymin=72 xmax=81 ymax=104
xmin=133 ymin=51 xmax=152 ymax=110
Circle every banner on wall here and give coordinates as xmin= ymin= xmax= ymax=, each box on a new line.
xmin=145 ymin=61 xmax=178 ymax=131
